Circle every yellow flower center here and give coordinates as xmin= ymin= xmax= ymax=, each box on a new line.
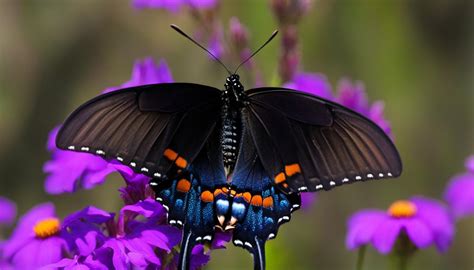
xmin=388 ymin=200 xmax=417 ymax=218
xmin=33 ymin=218 xmax=60 ymax=238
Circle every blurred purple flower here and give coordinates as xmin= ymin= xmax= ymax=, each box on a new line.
xmin=283 ymin=72 xmax=333 ymax=100
xmin=346 ymin=197 xmax=454 ymax=254
xmin=444 ymin=156 xmax=474 ymax=219
xmin=104 ymin=58 xmax=173 ymax=93
xmin=208 ymin=30 xmax=225 ymax=60
xmin=3 ymin=203 xmax=68 ymax=269
xmin=43 ymin=126 xmax=137 ymax=194
xmin=300 ymin=193 xmax=316 ymax=209
xmin=0 ymin=197 xmax=16 ymax=225
xmin=133 ymin=0 xmax=217 ymax=11
xmin=230 ymin=17 xmax=249 ymax=49
xmin=285 ymin=74 xmax=393 ymax=136
xmin=336 ymin=79 xmax=392 ymax=136
xmin=466 ymin=155 xmax=474 ymax=172
xmin=45 ymin=58 xmax=173 ymax=194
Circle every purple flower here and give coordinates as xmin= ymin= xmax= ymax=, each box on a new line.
xmin=132 ymin=0 xmax=217 ymax=11
xmin=284 ymin=74 xmax=393 ymax=137
xmin=283 ymin=72 xmax=333 ymax=100
xmin=0 ymin=197 xmax=16 ymax=225
xmin=208 ymin=30 xmax=225 ymax=60
xmin=2 ymin=203 xmax=68 ymax=269
xmin=98 ymin=199 xmax=181 ymax=269
xmin=444 ymin=156 xmax=474 ymax=219
xmin=346 ymin=197 xmax=454 ymax=254
xmin=336 ymin=79 xmax=392 ymax=136
xmin=45 ymin=58 xmax=173 ymax=194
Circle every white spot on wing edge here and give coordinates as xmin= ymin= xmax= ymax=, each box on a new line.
xmin=379 ymin=173 xmax=384 ymax=177
xmin=244 ymin=242 xmax=253 ymax=248
xmin=96 ymin=150 xmax=105 ymax=155
xmin=315 ymin=184 xmax=323 ymax=190
xmin=67 ymin=146 xmax=75 ymax=150
xmin=268 ymin=233 xmax=275 ymax=240
xmin=154 ymin=173 xmax=161 ymax=177
xmin=149 ymin=182 xmax=158 ymax=186
xmin=355 ymin=176 xmax=362 ymax=180
xmin=203 ymin=235 xmax=212 ymax=241
xmin=117 ymin=157 xmax=124 ymax=162
xmin=80 ymin=147 xmax=89 ymax=151
xmin=342 ymin=178 xmax=349 ymax=183
xmin=387 ymin=172 xmax=393 ymax=177
xmin=367 ymin=173 xmax=374 ymax=178
xmin=329 ymin=181 xmax=336 ymax=186
xmin=196 ymin=236 xmax=202 ymax=242
xmin=130 ymin=162 xmax=136 ymax=167
xmin=298 ymin=187 xmax=308 ymax=191
xmin=141 ymin=167 xmax=149 ymax=172
xmin=234 ymin=240 xmax=243 ymax=246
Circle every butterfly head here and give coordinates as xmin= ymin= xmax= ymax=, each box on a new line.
xmin=224 ymin=74 xmax=246 ymax=107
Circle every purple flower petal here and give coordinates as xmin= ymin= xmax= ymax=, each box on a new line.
xmin=345 ymin=210 xmax=386 ymax=250
xmin=444 ymin=172 xmax=474 ymax=220
xmin=300 ymin=192 xmax=316 ymax=209
xmin=336 ymin=79 xmax=369 ymax=115
xmin=104 ymin=58 xmax=173 ymax=93
xmin=211 ymin=232 xmax=231 ymax=249
xmin=401 ymin=218 xmax=433 ymax=249
xmin=63 ymin=206 xmax=114 ymax=226
xmin=410 ymin=196 xmax=454 ymax=252
xmin=284 ymin=72 xmax=333 ymax=100
xmin=191 ymin=245 xmax=210 ymax=270
xmin=372 ymin=218 xmax=402 ymax=254
xmin=132 ymin=0 xmax=217 ymax=10
xmin=0 ymin=197 xmax=16 ymax=225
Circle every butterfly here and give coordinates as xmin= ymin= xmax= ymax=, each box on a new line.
xmin=56 ymin=25 xmax=402 ymax=270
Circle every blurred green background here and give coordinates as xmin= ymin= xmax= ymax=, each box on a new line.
xmin=0 ymin=0 xmax=473 ymax=269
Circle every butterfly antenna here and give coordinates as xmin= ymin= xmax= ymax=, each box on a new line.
xmin=170 ymin=24 xmax=232 ymax=75
xmin=233 ymin=30 xmax=278 ymax=74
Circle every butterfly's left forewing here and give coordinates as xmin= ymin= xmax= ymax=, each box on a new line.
xmin=56 ymin=83 xmax=222 ymax=177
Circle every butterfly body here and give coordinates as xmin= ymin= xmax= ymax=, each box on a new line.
xmin=56 ymin=73 xmax=401 ymax=270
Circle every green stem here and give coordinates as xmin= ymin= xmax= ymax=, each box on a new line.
xmin=356 ymin=245 xmax=367 ymax=270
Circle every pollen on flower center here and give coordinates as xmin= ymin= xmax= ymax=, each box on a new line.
xmin=388 ymin=200 xmax=417 ymax=218
xmin=33 ymin=218 xmax=60 ymax=238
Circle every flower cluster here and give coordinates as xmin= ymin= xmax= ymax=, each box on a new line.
xmin=0 ymin=58 xmax=229 ymax=269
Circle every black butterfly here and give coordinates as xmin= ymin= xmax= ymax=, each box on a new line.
xmin=56 ymin=25 xmax=402 ymax=270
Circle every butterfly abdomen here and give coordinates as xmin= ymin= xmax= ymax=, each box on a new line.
xmin=221 ymin=74 xmax=246 ymax=173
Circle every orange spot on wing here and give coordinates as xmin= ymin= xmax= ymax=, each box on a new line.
xmin=243 ymin=192 xmax=252 ymax=203
xmin=222 ymin=187 xmax=229 ymax=194
xmin=285 ymin=163 xmax=301 ymax=176
xmin=230 ymin=190 xmax=236 ymax=196
xmin=214 ymin=189 xmax=223 ymax=197
xmin=263 ymin=197 xmax=274 ymax=208
xmin=282 ymin=183 xmax=289 ymax=188
xmin=250 ymin=195 xmax=263 ymax=207
xmin=201 ymin=191 xmax=214 ymax=202
xmin=176 ymin=179 xmax=191 ymax=193
xmin=274 ymin=172 xmax=286 ymax=184
xmin=164 ymin=149 xmax=178 ymax=161
xmin=175 ymin=157 xmax=187 ymax=168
